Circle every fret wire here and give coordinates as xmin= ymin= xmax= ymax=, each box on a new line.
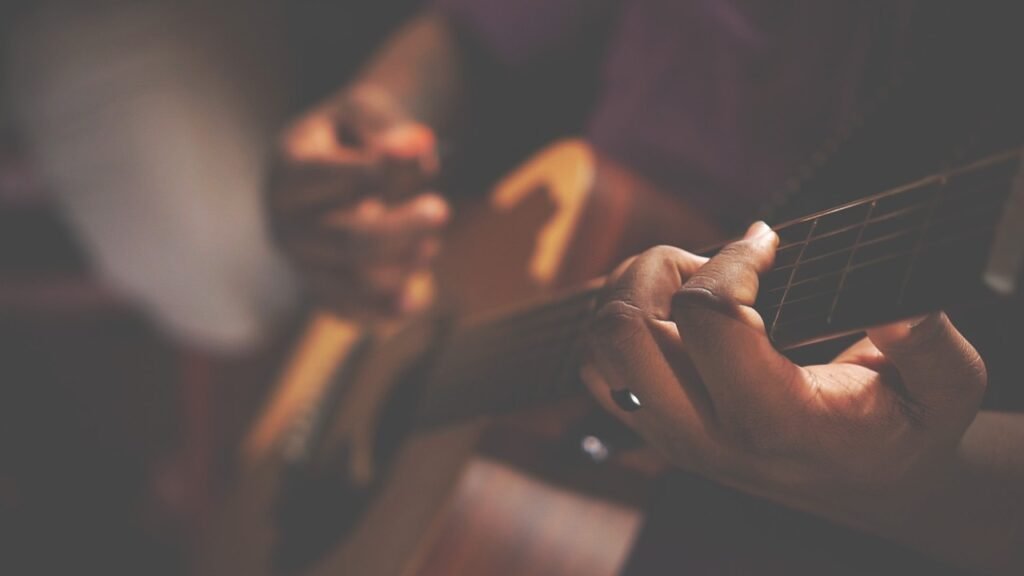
xmin=762 ymin=193 xmax=1008 ymax=289
xmin=774 ymin=202 xmax=927 ymax=252
xmin=769 ymin=218 xmax=818 ymax=340
xmin=419 ymin=149 xmax=1021 ymax=429
xmin=743 ymin=148 xmax=1021 ymax=256
xmin=489 ymin=180 xmax=987 ymax=356
xmin=758 ymin=220 xmax=999 ymax=316
xmin=826 ymin=200 xmax=877 ymax=324
xmin=437 ymin=164 xmax=1013 ymax=415
xmin=764 ymin=227 xmax=917 ymax=294
xmin=897 ymin=180 xmax=945 ymax=305
xmin=771 ymin=189 xmax=1004 ymax=260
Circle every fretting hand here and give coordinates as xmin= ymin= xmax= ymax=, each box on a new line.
xmin=580 ymin=222 xmax=987 ymax=522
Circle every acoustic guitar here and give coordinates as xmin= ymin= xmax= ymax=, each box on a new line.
xmin=199 ymin=138 xmax=723 ymax=576
xmin=199 ymin=135 xmax=1023 ymax=575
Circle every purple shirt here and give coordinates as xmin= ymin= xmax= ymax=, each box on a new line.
xmin=436 ymin=0 xmax=915 ymax=226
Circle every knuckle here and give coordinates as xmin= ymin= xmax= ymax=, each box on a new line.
xmin=278 ymin=117 xmax=319 ymax=162
xmin=718 ymin=240 xmax=758 ymax=260
xmin=589 ymin=300 xmax=648 ymax=353
xmin=674 ymin=276 xmax=734 ymax=318
xmin=630 ymin=245 xmax=686 ymax=275
xmin=943 ymin=349 xmax=988 ymax=410
xmin=965 ymin=351 xmax=989 ymax=395
xmin=646 ymin=244 xmax=686 ymax=262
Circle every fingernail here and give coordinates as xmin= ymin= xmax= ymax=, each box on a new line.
xmin=418 ymin=195 xmax=450 ymax=222
xmin=744 ymin=222 xmax=778 ymax=249
xmin=745 ymin=221 xmax=771 ymax=239
xmin=380 ymin=124 xmax=435 ymax=159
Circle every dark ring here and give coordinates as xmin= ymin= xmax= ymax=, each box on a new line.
xmin=611 ymin=389 xmax=642 ymax=412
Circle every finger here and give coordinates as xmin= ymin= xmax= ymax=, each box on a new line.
xmin=324 ymin=193 xmax=449 ymax=234
xmin=284 ymin=217 xmax=444 ymax=294
xmin=371 ymin=123 xmax=440 ymax=203
xmin=283 ymin=112 xmax=373 ymax=165
xmin=373 ymin=123 xmax=438 ymax=167
xmin=320 ymin=194 xmax=449 ymax=262
xmin=580 ymin=324 xmax=712 ymax=468
xmin=831 ymin=336 xmax=890 ymax=373
xmin=671 ymin=222 xmax=804 ymax=417
xmin=376 ymin=121 xmax=440 ymax=200
xmin=585 ymin=247 xmax=712 ymax=427
xmin=364 ymin=192 xmax=450 ymax=236
xmin=866 ymin=312 xmax=987 ymax=419
xmin=269 ymin=157 xmax=379 ymax=218
xmin=272 ymin=118 xmax=436 ymax=216
xmin=299 ymin=265 xmax=404 ymax=319
xmin=595 ymin=245 xmax=708 ymax=321
xmin=580 ymin=360 xmax=637 ymax=425
xmin=588 ymin=308 xmax=711 ymax=418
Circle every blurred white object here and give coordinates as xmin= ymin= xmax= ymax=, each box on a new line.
xmin=985 ymin=153 xmax=1024 ymax=296
xmin=5 ymin=1 xmax=297 ymax=351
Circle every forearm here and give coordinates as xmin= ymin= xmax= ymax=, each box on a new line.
xmin=853 ymin=412 xmax=1024 ymax=574
xmin=352 ymin=12 xmax=466 ymax=135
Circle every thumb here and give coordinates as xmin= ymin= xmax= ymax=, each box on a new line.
xmin=867 ymin=312 xmax=987 ymax=418
xmin=403 ymin=193 xmax=450 ymax=227
xmin=372 ymin=123 xmax=440 ymax=202
xmin=375 ymin=123 xmax=437 ymax=163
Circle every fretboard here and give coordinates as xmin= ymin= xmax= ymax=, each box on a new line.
xmin=413 ymin=148 xmax=1022 ymax=429
xmin=757 ymin=148 xmax=1021 ymax=348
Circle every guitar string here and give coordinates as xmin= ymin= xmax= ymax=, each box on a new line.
xmin=460 ymin=212 xmax=996 ymax=414
xmin=417 ymin=301 xmax=596 ymax=423
xmin=760 ymin=200 xmax=1005 ymax=295
xmin=423 ymin=152 xmax=1018 ymax=417
xmin=826 ymin=200 xmax=877 ymax=324
xmin=423 ymin=218 xmax=998 ymax=422
xmin=435 ymin=181 xmax=1009 ymax=409
xmin=434 ymin=214 xmax=995 ymax=415
xmin=765 ymin=149 xmax=1019 ymax=251
xmin=458 ymin=150 xmax=1018 ymax=350
xmin=449 ymin=165 xmax=1013 ymax=376
xmin=772 ymin=178 xmax=1009 ymax=254
xmin=758 ymin=221 xmax=998 ymax=316
xmin=775 ymin=201 xmax=930 ymax=253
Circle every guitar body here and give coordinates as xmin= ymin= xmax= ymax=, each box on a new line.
xmin=199 ymin=140 xmax=722 ymax=576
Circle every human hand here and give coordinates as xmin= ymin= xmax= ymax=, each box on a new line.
xmin=269 ymin=85 xmax=447 ymax=319
xmin=580 ymin=223 xmax=987 ymax=521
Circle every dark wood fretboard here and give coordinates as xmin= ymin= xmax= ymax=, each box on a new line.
xmin=414 ymin=149 xmax=1022 ymax=429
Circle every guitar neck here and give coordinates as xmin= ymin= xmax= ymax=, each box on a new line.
xmin=414 ymin=148 xmax=1023 ymax=429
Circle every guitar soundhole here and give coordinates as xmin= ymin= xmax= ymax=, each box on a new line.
xmin=272 ymin=442 xmax=372 ymax=574
xmin=270 ymin=328 xmax=447 ymax=574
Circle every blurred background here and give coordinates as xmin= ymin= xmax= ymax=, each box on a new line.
xmin=1 ymin=1 xmax=1021 ymax=574
xmin=0 ymin=1 xmax=423 ymax=573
